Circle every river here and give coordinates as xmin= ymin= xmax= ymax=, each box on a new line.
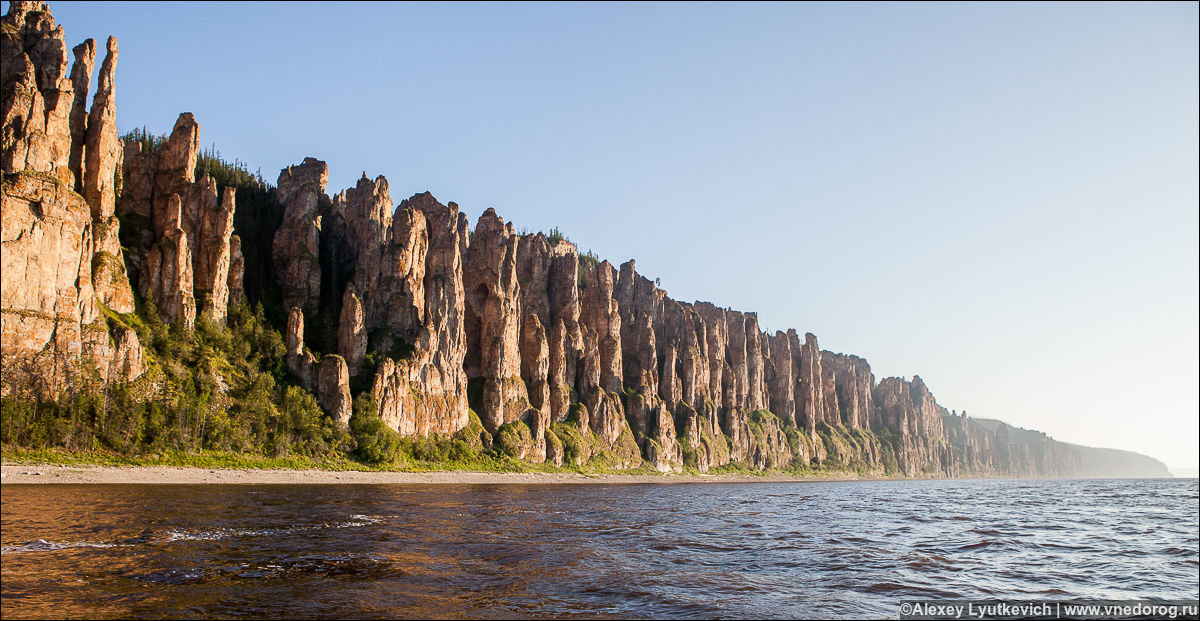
xmin=2 ymin=478 xmax=1197 ymax=618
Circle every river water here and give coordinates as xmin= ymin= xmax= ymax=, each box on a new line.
xmin=2 ymin=478 xmax=1197 ymax=618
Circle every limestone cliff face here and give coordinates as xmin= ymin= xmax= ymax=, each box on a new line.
xmin=269 ymin=158 xmax=474 ymax=431
xmin=2 ymin=1 xmax=74 ymax=181
xmin=1 ymin=2 xmax=142 ymax=394
xmin=272 ymin=157 xmax=327 ymax=317
xmin=821 ymin=351 xmax=873 ymax=430
xmin=1 ymin=2 xmax=1167 ymax=479
xmin=578 ymin=260 xmax=625 ymax=447
xmin=349 ymin=190 xmax=470 ymax=437
xmin=120 ymin=113 xmax=242 ymax=328
xmin=463 ymin=208 xmax=528 ymax=434
xmin=1 ymin=172 xmax=142 ymax=392
xmin=283 ymin=307 xmax=351 ymax=425
xmin=513 ymin=232 xmax=584 ymax=460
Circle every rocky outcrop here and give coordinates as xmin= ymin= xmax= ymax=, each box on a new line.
xmin=1 ymin=172 xmax=100 ymax=391
xmin=82 ymin=35 xmax=117 ymax=221
xmin=3 ymin=2 xmax=1170 ymax=480
xmin=644 ymin=401 xmax=682 ymax=472
xmin=338 ymin=173 xmax=395 ymax=334
xmin=337 ymin=285 xmax=366 ymax=376
xmin=285 ymin=305 xmax=316 ymax=381
xmin=578 ymin=260 xmax=624 ymax=446
xmin=1 ymin=3 xmax=143 ymax=395
xmin=91 ymin=212 xmax=134 ymax=314
xmin=765 ymin=330 xmax=798 ymax=427
xmin=2 ymin=2 xmax=73 ymax=180
xmin=118 ymin=113 xmax=242 ymax=328
xmin=520 ymin=313 xmax=550 ymax=463
xmin=463 ymin=208 xmax=528 ymax=433
xmin=284 ymin=306 xmax=351 ymax=424
xmin=139 ymin=193 xmax=195 ymax=326
xmin=363 ymin=192 xmax=470 ymax=437
xmin=66 ymin=38 xmax=92 ymax=192
xmin=1 ymin=171 xmax=143 ymax=393
xmin=317 ymin=355 xmax=352 ymax=425
xmin=515 ymin=236 xmax=582 ymax=423
xmin=227 ymin=234 xmax=244 ymax=305
xmin=272 ymin=157 xmax=327 ymax=317
xmin=821 ymin=351 xmax=872 ymax=430
xmin=797 ymin=332 xmax=824 ymax=437
xmin=192 ymin=186 xmax=235 ymax=325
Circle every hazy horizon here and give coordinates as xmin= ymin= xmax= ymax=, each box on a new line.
xmin=26 ymin=1 xmax=1198 ymax=469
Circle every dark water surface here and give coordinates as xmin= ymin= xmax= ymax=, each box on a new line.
xmin=2 ymin=478 xmax=1197 ymax=619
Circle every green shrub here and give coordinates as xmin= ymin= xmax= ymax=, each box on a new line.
xmin=495 ymin=420 xmax=533 ymax=458
xmin=348 ymin=394 xmax=399 ymax=464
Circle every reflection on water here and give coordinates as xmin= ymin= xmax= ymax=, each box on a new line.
xmin=2 ymin=479 xmax=1197 ymax=618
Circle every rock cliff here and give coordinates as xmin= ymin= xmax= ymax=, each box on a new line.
xmin=0 ymin=2 xmax=1172 ymax=479
xmin=2 ymin=2 xmax=141 ymax=394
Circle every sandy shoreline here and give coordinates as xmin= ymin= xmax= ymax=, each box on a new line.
xmin=0 ymin=463 xmax=891 ymax=485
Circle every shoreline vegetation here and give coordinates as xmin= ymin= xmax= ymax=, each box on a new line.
xmin=0 ymin=446 xmax=888 ymax=484
xmin=0 ymin=462 xmax=897 ymax=486
xmin=1 ymin=449 xmax=1176 ymax=485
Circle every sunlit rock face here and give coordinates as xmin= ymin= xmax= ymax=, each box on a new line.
xmin=0 ymin=2 xmax=1165 ymax=478
xmin=1 ymin=2 xmax=143 ymax=394
xmin=121 ymin=113 xmax=242 ymax=328
xmin=272 ymin=157 xmax=328 ymax=318
xmin=463 ymin=208 xmax=528 ymax=434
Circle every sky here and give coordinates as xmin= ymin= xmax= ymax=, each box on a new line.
xmin=26 ymin=1 xmax=1198 ymax=470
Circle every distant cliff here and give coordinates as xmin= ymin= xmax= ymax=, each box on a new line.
xmin=0 ymin=2 xmax=1171 ymax=478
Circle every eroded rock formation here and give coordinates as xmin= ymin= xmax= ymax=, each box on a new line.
xmin=463 ymin=209 xmax=528 ymax=433
xmin=2 ymin=2 xmax=142 ymax=393
xmin=119 ymin=113 xmax=243 ymax=328
xmin=2 ymin=2 xmax=1169 ymax=479
xmin=273 ymin=157 xmax=327 ymax=317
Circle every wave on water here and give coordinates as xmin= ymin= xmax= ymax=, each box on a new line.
xmin=1 ymin=514 xmax=384 ymax=554
xmin=1 ymin=539 xmax=126 ymax=554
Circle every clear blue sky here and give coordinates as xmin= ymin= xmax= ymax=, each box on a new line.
xmin=31 ymin=1 xmax=1199 ymax=469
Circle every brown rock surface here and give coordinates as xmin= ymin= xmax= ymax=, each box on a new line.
xmin=150 ymin=113 xmax=199 ymax=235
xmin=463 ymin=208 xmax=527 ymax=433
xmin=192 ymin=185 xmax=235 ymax=325
xmin=113 ymin=113 xmax=241 ymax=328
xmin=1 ymin=5 xmax=142 ymax=394
xmin=82 ymin=36 xmax=117 ymax=221
xmin=284 ymin=306 xmax=315 ymax=387
xmin=90 ymin=217 xmax=135 ymax=314
xmin=0 ymin=171 xmax=142 ymax=392
xmin=821 ymin=351 xmax=873 ymax=430
xmin=66 ymin=38 xmax=93 ymax=191
xmin=579 ymin=260 xmax=622 ymax=393
xmin=362 ymin=192 xmax=470 ymax=437
xmin=2 ymin=2 xmax=74 ymax=179
xmin=579 ymin=260 xmax=625 ymax=446
xmin=317 ymin=355 xmax=352 ymax=425
xmin=520 ymin=314 xmax=550 ymax=426
xmin=337 ymin=285 xmax=366 ymax=376
xmin=545 ymin=243 xmax=582 ymax=421
xmin=139 ymin=193 xmax=195 ymax=327
xmin=3 ymin=3 xmax=1139 ymax=481
xmin=797 ymin=332 xmax=824 ymax=438
xmin=272 ymin=157 xmax=327 ymax=316
xmin=227 ymin=234 xmax=244 ymax=305
xmin=1 ymin=172 xmax=97 ymax=391
xmin=616 ymin=264 xmax=660 ymax=400
xmin=765 ymin=330 xmax=797 ymax=427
